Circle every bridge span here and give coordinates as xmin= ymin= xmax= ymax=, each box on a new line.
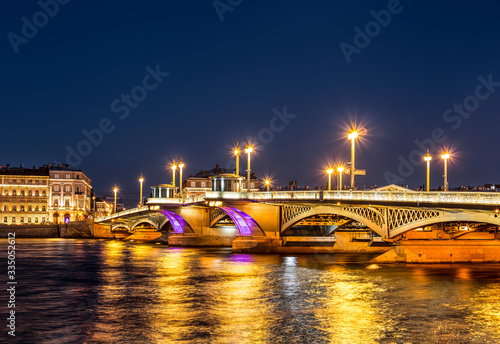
xmin=94 ymin=189 xmax=500 ymax=263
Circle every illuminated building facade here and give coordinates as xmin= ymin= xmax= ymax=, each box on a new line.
xmin=48 ymin=164 xmax=92 ymax=223
xmin=0 ymin=165 xmax=50 ymax=224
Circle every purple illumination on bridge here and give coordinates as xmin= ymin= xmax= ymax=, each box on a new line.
xmin=158 ymin=209 xmax=192 ymax=234
xmin=219 ymin=206 xmax=262 ymax=236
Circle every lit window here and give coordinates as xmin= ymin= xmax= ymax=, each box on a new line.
xmin=12 ymin=205 xmax=16 ymax=211
xmin=28 ymin=205 xmax=32 ymax=211
xmin=201 ymin=182 xmax=206 ymax=188
xmin=20 ymin=217 xmax=24 ymax=223
xmin=35 ymin=190 xmax=39 ymax=196
xmin=3 ymin=205 xmax=7 ymax=211
xmin=34 ymin=217 xmax=38 ymax=223
xmin=20 ymin=205 xmax=24 ymax=211
xmin=12 ymin=190 xmax=16 ymax=196
xmin=42 ymin=206 xmax=46 ymax=211
xmin=66 ymin=174 xmax=70 ymax=179
xmin=35 ymin=205 xmax=39 ymax=211
xmin=191 ymin=182 xmax=196 ymax=187
xmin=65 ymin=200 xmax=70 ymax=207
xmin=65 ymin=185 xmax=70 ymax=192
xmin=27 ymin=217 xmax=31 ymax=223
xmin=250 ymin=183 xmax=255 ymax=188
xmin=12 ymin=217 xmax=15 ymax=223
xmin=3 ymin=217 xmax=7 ymax=223
xmin=28 ymin=190 xmax=32 ymax=196
xmin=42 ymin=217 xmax=45 ymax=223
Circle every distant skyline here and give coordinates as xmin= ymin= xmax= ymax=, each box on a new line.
xmin=2 ymin=1 xmax=500 ymax=199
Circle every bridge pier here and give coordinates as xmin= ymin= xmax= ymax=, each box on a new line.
xmin=168 ymin=233 xmax=234 ymax=247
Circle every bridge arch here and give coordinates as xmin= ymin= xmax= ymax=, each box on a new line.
xmin=130 ymin=219 xmax=159 ymax=232
xmin=281 ymin=205 xmax=385 ymax=237
xmin=388 ymin=211 xmax=500 ymax=238
xmin=111 ymin=223 xmax=131 ymax=232
xmin=215 ymin=206 xmax=265 ymax=236
xmin=157 ymin=209 xmax=194 ymax=234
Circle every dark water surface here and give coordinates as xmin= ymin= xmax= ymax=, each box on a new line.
xmin=1 ymin=239 xmax=500 ymax=343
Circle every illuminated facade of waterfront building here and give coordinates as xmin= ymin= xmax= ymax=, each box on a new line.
xmin=0 ymin=165 xmax=50 ymax=225
xmin=48 ymin=164 xmax=92 ymax=223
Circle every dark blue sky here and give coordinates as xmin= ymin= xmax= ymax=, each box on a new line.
xmin=2 ymin=1 xmax=500 ymax=201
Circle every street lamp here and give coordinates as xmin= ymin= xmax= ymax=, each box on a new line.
xmin=265 ymin=179 xmax=271 ymax=192
xmin=139 ymin=174 xmax=144 ymax=206
xmin=171 ymin=164 xmax=177 ymax=188
xmin=234 ymin=145 xmax=240 ymax=177
xmin=179 ymin=162 xmax=184 ymax=198
xmin=424 ymin=150 xmax=432 ymax=192
xmin=337 ymin=166 xmax=345 ymax=190
xmin=326 ymin=168 xmax=334 ymax=191
xmin=347 ymin=129 xmax=359 ymax=189
xmin=245 ymin=145 xmax=253 ymax=192
xmin=113 ymin=186 xmax=118 ymax=213
xmin=441 ymin=152 xmax=450 ymax=191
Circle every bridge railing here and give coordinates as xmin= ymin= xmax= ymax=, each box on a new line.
xmin=205 ymin=190 xmax=500 ymax=206
xmin=95 ymin=205 xmax=150 ymax=222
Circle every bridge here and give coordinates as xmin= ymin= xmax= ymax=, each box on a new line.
xmin=96 ymin=188 xmax=500 ymax=252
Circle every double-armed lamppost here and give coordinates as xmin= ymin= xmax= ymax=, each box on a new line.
xmin=326 ymin=168 xmax=334 ymax=191
xmin=245 ymin=145 xmax=253 ymax=192
xmin=441 ymin=152 xmax=450 ymax=191
xmin=337 ymin=166 xmax=345 ymax=191
xmin=139 ymin=174 xmax=144 ymax=206
xmin=347 ymin=129 xmax=359 ymax=189
xmin=113 ymin=186 xmax=118 ymax=213
xmin=424 ymin=150 xmax=432 ymax=192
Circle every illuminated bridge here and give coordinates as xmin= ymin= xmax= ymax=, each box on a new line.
xmin=95 ymin=189 xmax=500 ymax=241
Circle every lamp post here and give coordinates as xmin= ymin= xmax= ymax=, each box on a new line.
xmin=337 ymin=166 xmax=344 ymax=190
xmin=179 ymin=162 xmax=184 ymax=198
xmin=265 ymin=179 xmax=270 ymax=192
xmin=139 ymin=174 xmax=144 ymax=206
xmin=172 ymin=164 xmax=177 ymax=188
xmin=92 ymin=196 xmax=96 ymax=219
xmin=234 ymin=146 xmax=240 ymax=177
xmin=245 ymin=145 xmax=253 ymax=192
xmin=113 ymin=186 xmax=118 ymax=213
xmin=441 ymin=152 xmax=450 ymax=191
xmin=326 ymin=168 xmax=333 ymax=191
xmin=348 ymin=129 xmax=359 ymax=189
xmin=424 ymin=150 xmax=432 ymax=192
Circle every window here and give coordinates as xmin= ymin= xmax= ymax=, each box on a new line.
xmin=12 ymin=190 xmax=16 ymax=196
xmin=54 ymin=199 xmax=59 ymax=207
xmin=65 ymin=200 xmax=70 ymax=207
xmin=12 ymin=217 xmax=15 ymax=223
xmin=201 ymin=182 xmax=206 ymax=188
xmin=76 ymin=175 xmax=80 ymax=179
xmin=20 ymin=205 xmax=24 ymax=211
xmin=42 ymin=206 xmax=46 ymax=211
xmin=35 ymin=190 xmax=39 ymax=196
xmin=28 ymin=190 xmax=32 ymax=196
xmin=21 ymin=190 xmax=25 ymax=196
xmin=53 ymin=185 xmax=59 ymax=192
xmin=250 ymin=183 xmax=255 ymax=189
xmin=20 ymin=217 xmax=24 ymax=223
xmin=3 ymin=217 xmax=7 ymax=223
xmin=28 ymin=205 xmax=32 ymax=211
xmin=28 ymin=217 xmax=31 ymax=223
xmin=34 ymin=217 xmax=38 ymax=223
xmin=191 ymin=182 xmax=196 ymax=187
xmin=12 ymin=205 xmax=16 ymax=211
xmin=55 ymin=174 xmax=59 ymax=179
xmin=66 ymin=174 xmax=70 ymax=179
xmin=41 ymin=217 xmax=45 ymax=223
xmin=65 ymin=185 xmax=70 ymax=192
xmin=35 ymin=205 xmax=39 ymax=211
xmin=76 ymin=186 xmax=80 ymax=193
xmin=3 ymin=205 xmax=7 ymax=211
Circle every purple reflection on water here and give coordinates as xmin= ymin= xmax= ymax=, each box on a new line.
xmin=158 ymin=209 xmax=190 ymax=234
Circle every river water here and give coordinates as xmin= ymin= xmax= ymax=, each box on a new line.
xmin=1 ymin=239 xmax=500 ymax=343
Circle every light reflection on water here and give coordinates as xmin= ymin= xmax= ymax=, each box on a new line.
xmin=2 ymin=239 xmax=500 ymax=343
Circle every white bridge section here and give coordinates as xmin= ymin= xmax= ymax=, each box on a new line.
xmin=205 ymin=190 xmax=500 ymax=207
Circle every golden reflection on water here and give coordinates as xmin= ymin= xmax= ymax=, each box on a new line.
xmin=468 ymin=283 xmax=500 ymax=341
xmin=315 ymin=265 xmax=387 ymax=344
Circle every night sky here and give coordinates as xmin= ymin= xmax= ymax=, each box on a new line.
xmin=2 ymin=1 xmax=500 ymax=204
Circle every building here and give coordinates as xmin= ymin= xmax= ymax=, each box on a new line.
xmin=0 ymin=165 xmax=50 ymax=224
xmin=95 ymin=198 xmax=113 ymax=218
xmin=48 ymin=164 xmax=92 ymax=223
xmin=183 ymin=164 xmax=259 ymax=198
